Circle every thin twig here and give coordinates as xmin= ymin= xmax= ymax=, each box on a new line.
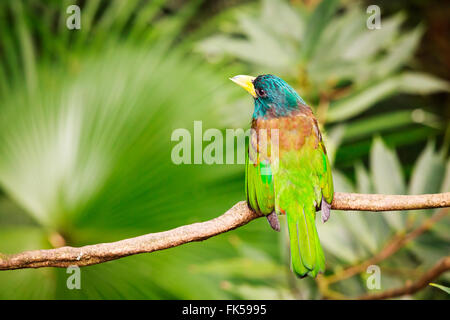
xmin=0 ymin=192 xmax=449 ymax=271
xmin=324 ymin=208 xmax=449 ymax=285
xmin=357 ymin=256 xmax=450 ymax=300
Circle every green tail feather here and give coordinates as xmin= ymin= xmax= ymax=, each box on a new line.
xmin=287 ymin=205 xmax=325 ymax=278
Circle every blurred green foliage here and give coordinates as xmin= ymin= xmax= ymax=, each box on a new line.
xmin=0 ymin=0 xmax=448 ymax=299
xmin=197 ymin=0 xmax=449 ymax=168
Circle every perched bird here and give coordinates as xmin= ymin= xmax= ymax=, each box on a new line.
xmin=230 ymin=74 xmax=334 ymax=278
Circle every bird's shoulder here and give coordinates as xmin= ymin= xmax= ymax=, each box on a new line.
xmin=251 ymin=105 xmax=323 ymax=153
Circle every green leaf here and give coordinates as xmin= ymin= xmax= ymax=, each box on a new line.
xmin=343 ymin=110 xmax=415 ymax=142
xmin=326 ymin=124 xmax=346 ymax=164
xmin=300 ymin=0 xmax=339 ymax=60
xmin=440 ymin=159 xmax=450 ymax=193
xmin=355 ymin=162 xmax=391 ymax=248
xmin=238 ymin=15 xmax=295 ymax=68
xmin=355 ymin=162 xmax=372 ymax=194
xmin=375 ymin=25 xmax=424 ymax=78
xmin=328 ymin=77 xmax=400 ymax=122
xmin=408 ymin=141 xmax=445 ymax=195
xmin=318 ymin=170 xmax=362 ymax=263
xmin=328 ymin=72 xmax=449 ymax=123
xmin=260 ymin=0 xmax=304 ymax=41
xmin=342 ymin=13 xmax=404 ymax=61
xmin=370 ymin=137 xmax=406 ymax=195
xmin=370 ymin=137 xmax=405 ymax=231
xmin=10 ymin=0 xmax=37 ymax=93
xmin=312 ymin=6 xmax=364 ymax=65
xmin=0 ymin=40 xmax=245 ymax=299
xmin=429 ymin=283 xmax=450 ymax=294
xmin=399 ymin=72 xmax=450 ymax=94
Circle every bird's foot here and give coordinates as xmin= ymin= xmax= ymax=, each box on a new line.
xmin=321 ymin=198 xmax=331 ymax=223
xmin=266 ymin=211 xmax=280 ymax=232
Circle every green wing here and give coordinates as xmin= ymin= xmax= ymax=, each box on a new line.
xmin=245 ymin=134 xmax=274 ymax=215
xmin=274 ymin=131 xmax=333 ymax=278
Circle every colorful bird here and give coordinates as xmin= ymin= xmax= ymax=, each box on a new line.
xmin=230 ymin=74 xmax=334 ymax=278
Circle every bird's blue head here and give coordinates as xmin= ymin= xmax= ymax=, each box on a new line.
xmin=230 ymin=74 xmax=306 ymax=119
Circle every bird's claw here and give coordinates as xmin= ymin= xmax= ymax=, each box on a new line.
xmin=266 ymin=211 xmax=280 ymax=232
xmin=321 ymin=198 xmax=331 ymax=223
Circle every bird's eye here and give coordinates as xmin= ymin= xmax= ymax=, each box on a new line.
xmin=256 ymin=88 xmax=267 ymax=97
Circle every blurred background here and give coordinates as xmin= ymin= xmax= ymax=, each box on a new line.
xmin=0 ymin=0 xmax=449 ymax=299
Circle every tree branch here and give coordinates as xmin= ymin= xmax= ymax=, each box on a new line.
xmin=317 ymin=207 xmax=448 ymax=299
xmin=357 ymin=256 xmax=450 ymax=300
xmin=323 ymin=207 xmax=449 ymax=285
xmin=0 ymin=192 xmax=449 ymax=271
xmin=329 ymin=192 xmax=450 ymax=211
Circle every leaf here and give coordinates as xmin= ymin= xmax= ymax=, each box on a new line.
xmin=343 ymin=111 xmax=414 ymax=142
xmin=342 ymin=13 xmax=404 ymax=61
xmin=318 ymin=170 xmax=363 ymax=263
xmin=0 ymin=42 xmax=244 ymax=299
xmin=300 ymin=0 xmax=339 ymax=60
xmin=375 ymin=25 xmax=424 ymax=78
xmin=319 ymin=211 xmax=362 ymax=264
xmin=399 ymin=72 xmax=450 ymax=94
xmin=237 ymin=15 xmax=295 ymax=68
xmin=429 ymin=283 xmax=450 ymax=294
xmin=325 ymin=164 xmax=377 ymax=256
xmin=327 ymin=72 xmax=449 ymax=123
xmin=312 ymin=6 xmax=364 ymax=65
xmin=0 ymin=227 xmax=56 ymax=299
xmin=260 ymin=0 xmax=304 ymax=41
xmin=327 ymin=77 xmax=400 ymax=122
xmin=440 ymin=159 xmax=450 ymax=193
xmin=355 ymin=162 xmax=395 ymax=246
xmin=370 ymin=137 xmax=405 ymax=194
xmin=370 ymin=137 xmax=405 ymax=231
xmin=408 ymin=141 xmax=445 ymax=195
xmin=355 ymin=162 xmax=372 ymax=194
xmin=326 ymin=124 xmax=346 ymax=164
xmin=10 ymin=0 xmax=37 ymax=93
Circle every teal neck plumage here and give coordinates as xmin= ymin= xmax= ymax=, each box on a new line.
xmin=252 ymin=75 xmax=306 ymax=119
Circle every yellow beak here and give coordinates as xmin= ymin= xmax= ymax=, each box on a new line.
xmin=229 ymin=75 xmax=257 ymax=98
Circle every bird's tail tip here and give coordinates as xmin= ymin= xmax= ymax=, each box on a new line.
xmin=288 ymin=210 xmax=326 ymax=279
